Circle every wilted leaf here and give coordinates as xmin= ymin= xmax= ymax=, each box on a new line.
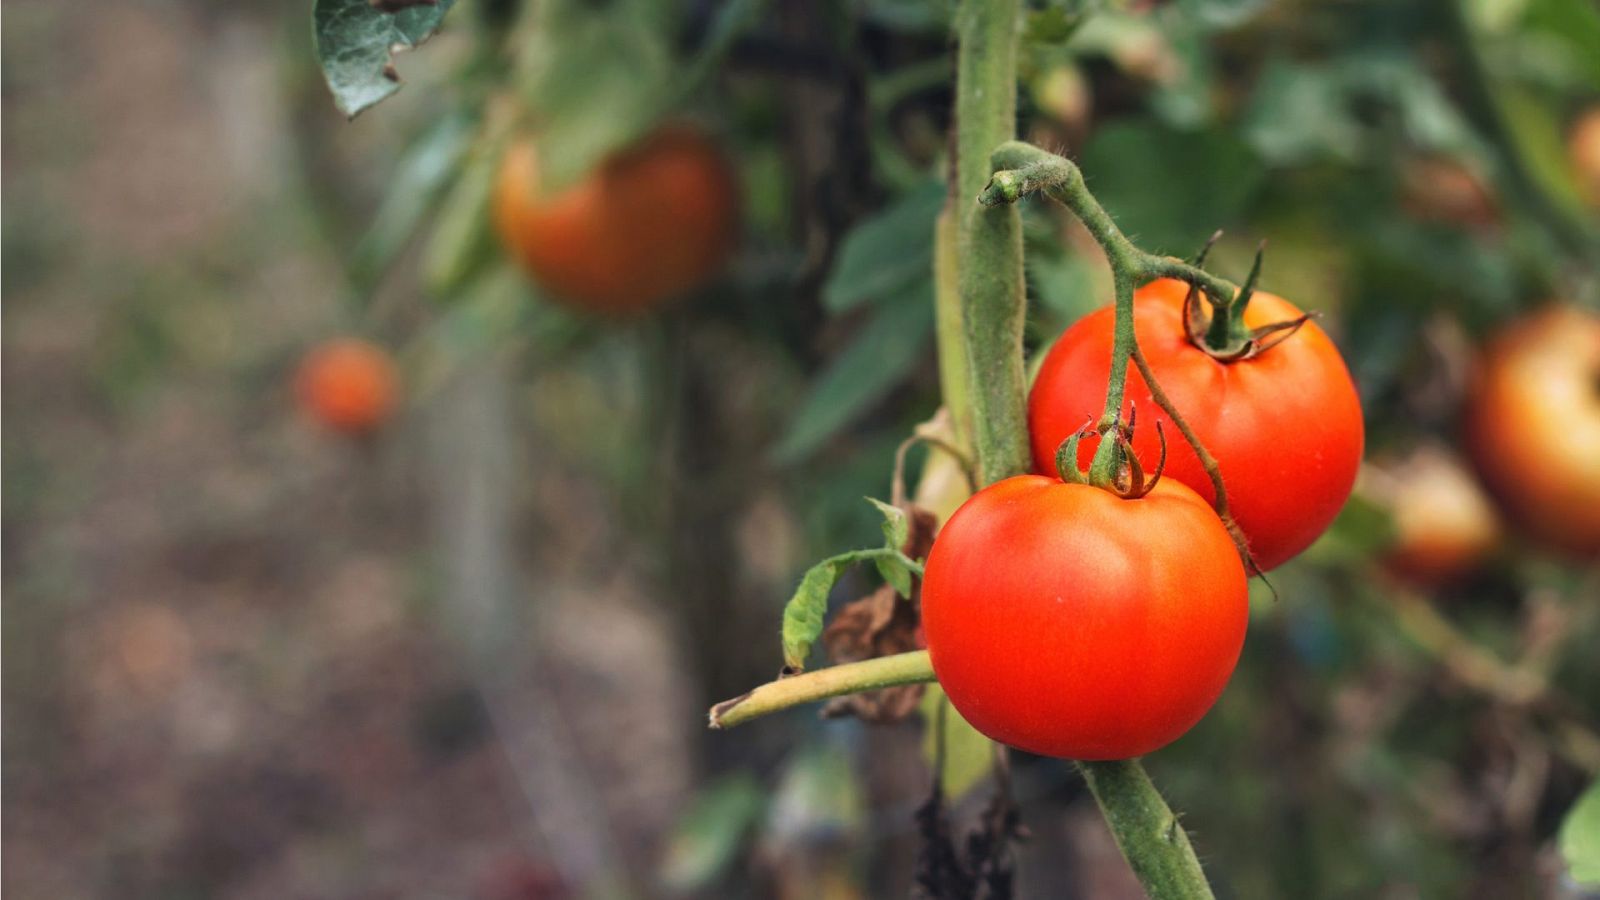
xmin=772 ymin=291 xmax=935 ymax=464
xmin=780 ymin=558 xmax=849 ymax=672
xmin=1561 ymin=779 xmax=1600 ymax=886
xmin=821 ymin=584 xmax=924 ymax=722
xmin=867 ymin=496 xmax=911 ymax=550
xmin=875 ymin=556 xmax=914 ymax=599
xmin=313 ymin=0 xmax=458 ymax=118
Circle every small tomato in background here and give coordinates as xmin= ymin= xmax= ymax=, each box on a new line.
xmin=1028 ymin=278 xmax=1364 ymax=571
xmin=1569 ymin=105 xmax=1600 ymax=208
xmin=1363 ymin=446 xmax=1501 ymax=586
xmin=1398 ymin=155 xmax=1498 ymax=231
xmin=294 ymin=338 xmax=400 ymax=436
xmin=920 ymin=475 xmax=1248 ymax=760
xmin=492 ymin=124 xmax=738 ymax=316
xmin=1465 ymin=305 xmax=1600 ymax=557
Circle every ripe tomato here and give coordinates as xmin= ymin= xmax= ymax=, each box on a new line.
xmin=1028 ymin=278 xmax=1364 ymax=570
xmin=920 ymin=475 xmax=1248 ymax=760
xmin=295 ymin=338 xmax=399 ymax=435
xmin=1465 ymin=305 xmax=1600 ymax=556
xmin=492 ymin=124 xmax=738 ymax=316
xmin=1366 ymin=447 xmax=1501 ymax=585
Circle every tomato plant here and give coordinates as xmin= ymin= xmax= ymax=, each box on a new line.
xmin=492 ymin=124 xmax=738 ymax=316
xmin=1028 ymin=278 xmax=1365 ymax=571
xmin=920 ymin=475 xmax=1248 ymax=761
xmin=294 ymin=338 xmax=400 ymax=435
xmin=1465 ymin=305 xmax=1600 ymax=556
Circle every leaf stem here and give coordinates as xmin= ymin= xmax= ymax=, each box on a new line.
xmin=708 ymin=651 xmax=938 ymax=729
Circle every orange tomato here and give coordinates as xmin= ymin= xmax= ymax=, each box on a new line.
xmin=1366 ymin=447 xmax=1501 ymax=585
xmin=492 ymin=125 xmax=738 ymax=315
xmin=1570 ymin=105 xmax=1600 ymax=208
xmin=295 ymin=338 xmax=399 ymax=436
xmin=1465 ymin=306 xmax=1600 ymax=557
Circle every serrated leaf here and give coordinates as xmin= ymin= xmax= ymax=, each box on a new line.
xmin=874 ymin=556 xmax=913 ymax=599
xmin=919 ymin=685 xmax=993 ymax=799
xmin=658 ymin=773 xmax=766 ymax=893
xmin=312 ymin=0 xmax=457 ymax=119
xmin=772 ymin=289 xmax=935 ymax=464
xmin=822 ymin=180 xmax=944 ymax=313
xmin=1562 ymin=779 xmax=1600 ymax=886
xmin=781 ymin=558 xmax=849 ymax=672
xmin=866 ymin=497 xmax=910 ymax=550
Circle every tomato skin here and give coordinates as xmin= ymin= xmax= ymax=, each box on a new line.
xmin=1571 ymin=106 xmax=1600 ymax=208
xmin=1027 ymin=279 xmax=1365 ymax=571
xmin=295 ymin=338 xmax=399 ymax=435
xmin=920 ymin=475 xmax=1248 ymax=760
xmin=492 ymin=125 xmax=737 ymax=316
xmin=1465 ymin=306 xmax=1600 ymax=556
xmin=1368 ymin=448 xmax=1501 ymax=586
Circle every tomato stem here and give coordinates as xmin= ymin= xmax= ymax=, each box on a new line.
xmin=707 ymin=650 xmax=938 ymax=729
xmin=1078 ymin=760 xmax=1218 ymax=900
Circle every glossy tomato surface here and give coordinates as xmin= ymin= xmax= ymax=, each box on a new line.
xmin=493 ymin=125 xmax=737 ymax=315
xmin=920 ymin=475 xmax=1249 ymax=760
xmin=295 ymin=338 xmax=399 ymax=435
xmin=1028 ymin=279 xmax=1364 ymax=570
xmin=1466 ymin=305 xmax=1600 ymax=556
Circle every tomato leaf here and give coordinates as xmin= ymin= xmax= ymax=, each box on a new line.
xmin=772 ymin=290 xmax=935 ymax=464
xmin=867 ymin=496 xmax=911 ymax=550
xmin=1561 ymin=779 xmax=1600 ymax=886
xmin=350 ymin=112 xmax=476 ymax=295
xmin=781 ymin=557 xmax=849 ymax=672
xmin=874 ymin=556 xmax=913 ymax=599
xmin=312 ymin=0 xmax=457 ymax=119
xmin=919 ymin=686 xmax=993 ymax=799
xmin=658 ymin=773 xmax=766 ymax=893
xmin=822 ymin=180 xmax=944 ymax=313
xmin=421 ymin=136 xmax=504 ymax=299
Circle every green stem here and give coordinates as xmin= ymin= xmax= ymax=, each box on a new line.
xmin=955 ymin=0 xmax=1030 ymax=486
xmin=707 ymin=651 xmax=937 ymax=729
xmin=1079 ymin=760 xmax=1216 ymax=900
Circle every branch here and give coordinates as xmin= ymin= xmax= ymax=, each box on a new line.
xmin=707 ymin=651 xmax=937 ymax=730
xmin=1078 ymin=760 xmax=1216 ymax=900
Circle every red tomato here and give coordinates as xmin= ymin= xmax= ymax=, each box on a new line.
xmin=294 ymin=338 xmax=399 ymax=436
xmin=1465 ymin=305 xmax=1600 ymax=556
xmin=920 ymin=475 xmax=1249 ymax=760
xmin=1028 ymin=278 xmax=1365 ymax=570
xmin=492 ymin=124 xmax=738 ymax=316
xmin=1366 ymin=447 xmax=1501 ymax=585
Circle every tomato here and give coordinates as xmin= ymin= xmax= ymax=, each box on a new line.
xmin=1366 ymin=447 xmax=1501 ymax=585
xmin=295 ymin=338 xmax=399 ymax=435
xmin=1028 ymin=278 xmax=1365 ymax=570
xmin=1570 ymin=105 xmax=1600 ymax=208
xmin=492 ymin=124 xmax=738 ymax=316
xmin=920 ymin=475 xmax=1248 ymax=760
xmin=1465 ymin=305 xmax=1600 ymax=557
xmin=1399 ymin=156 xmax=1497 ymax=230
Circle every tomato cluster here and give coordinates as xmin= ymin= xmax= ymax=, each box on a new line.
xmin=923 ymin=277 xmax=1367 ymax=760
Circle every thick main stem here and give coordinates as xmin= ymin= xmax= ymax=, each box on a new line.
xmin=1078 ymin=760 xmax=1216 ymax=900
xmin=954 ymin=0 xmax=1029 ymax=486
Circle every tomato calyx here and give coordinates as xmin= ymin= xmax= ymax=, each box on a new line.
xmin=1055 ymin=406 xmax=1168 ymax=499
xmin=1179 ymin=242 xmax=1315 ymax=362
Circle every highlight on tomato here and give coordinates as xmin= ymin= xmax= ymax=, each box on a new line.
xmin=1465 ymin=305 xmax=1600 ymax=557
xmin=1028 ymin=277 xmax=1365 ymax=571
xmin=492 ymin=123 xmax=738 ymax=316
xmin=294 ymin=338 xmax=400 ymax=436
xmin=920 ymin=473 xmax=1249 ymax=761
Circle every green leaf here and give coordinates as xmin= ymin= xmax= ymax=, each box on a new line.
xmin=874 ymin=556 xmax=913 ymax=599
xmin=822 ymin=180 xmax=945 ymax=313
xmin=350 ymin=112 xmax=476 ymax=293
xmin=312 ymin=0 xmax=458 ymax=119
xmin=1561 ymin=779 xmax=1600 ymax=886
xmin=1244 ymin=60 xmax=1364 ymax=165
xmin=772 ymin=289 xmax=935 ymax=464
xmin=919 ymin=686 xmax=994 ymax=799
xmin=766 ymin=743 xmax=863 ymax=844
xmin=658 ymin=773 xmax=766 ymax=893
xmin=421 ymin=137 xmax=503 ymax=299
xmin=781 ymin=558 xmax=849 ymax=672
xmin=866 ymin=497 xmax=910 ymax=550
xmin=1079 ymin=119 xmax=1263 ymax=255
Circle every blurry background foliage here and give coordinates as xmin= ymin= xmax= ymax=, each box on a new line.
xmin=4 ymin=0 xmax=1598 ymax=896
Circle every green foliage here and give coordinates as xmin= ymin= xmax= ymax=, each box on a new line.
xmin=658 ymin=773 xmax=766 ymax=893
xmin=822 ymin=181 xmax=944 ymax=314
xmin=312 ymin=0 xmax=458 ymax=118
xmin=1561 ymin=780 xmax=1600 ymax=887
xmin=919 ymin=686 xmax=994 ymax=799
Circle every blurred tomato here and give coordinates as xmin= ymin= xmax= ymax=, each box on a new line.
xmin=1466 ymin=306 xmax=1600 ymax=557
xmin=294 ymin=338 xmax=400 ymax=436
xmin=1399 ymin=156 xmax=1497 ymax=230
xmin=1570 ymin=105 xmax=1600 ymax=207
xmin=493 ymin=124 xmax=738 ymax=316
xmin=1366 ymin=446 xmax=1501 ymax=585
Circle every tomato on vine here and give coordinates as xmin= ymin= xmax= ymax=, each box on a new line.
xmin=1465 ymin=305 xmax=1600 ymax=556
xmin=920 ymin=473 xmax=1248 ymax=760
xmin=1028 ymin=278 xmax=1364 ymax=571
xmin=295 ymin=338 xmax=400 ymax=436
xmin=493 ymin=124 xmax=738 ymax=316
